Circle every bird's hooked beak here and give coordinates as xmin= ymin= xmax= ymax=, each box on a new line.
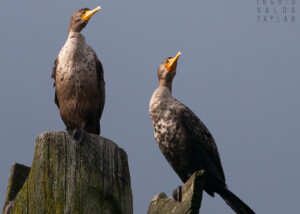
xmin=165 ymin=51 xmax=181 ymax=72
xmin=81 ymin=6 xmax=101 ymax=21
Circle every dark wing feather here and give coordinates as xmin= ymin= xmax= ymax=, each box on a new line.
xmin=95 ymin=56 xmax=105 ymax=119
xmin=51 ymin=58 xmax=59 ymax=108
xmin=83 ymin=55 xmax=105 ymax=135
xmin=178 ymin=104 xmax=225 ymax=181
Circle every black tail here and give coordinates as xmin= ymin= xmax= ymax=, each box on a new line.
xmin=218 ymin=187 xmax=255 ymax=214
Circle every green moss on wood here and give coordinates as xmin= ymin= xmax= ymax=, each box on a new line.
xmin=4 ymin=131 xmax=133 ymax=214
xmin=2 ymin=163 xmax=30 ymax=214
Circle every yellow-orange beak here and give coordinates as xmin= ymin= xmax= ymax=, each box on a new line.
xmin=81 ymin=6 xmax=101 ymax=21
xmin=165 ymin=51 xmax=181 ymax=72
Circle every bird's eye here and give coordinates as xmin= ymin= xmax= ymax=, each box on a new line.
xmin=166 ymin=60 xmax=169 ymax=63
xmin=83 ymin=11 xmax=86 ymax=14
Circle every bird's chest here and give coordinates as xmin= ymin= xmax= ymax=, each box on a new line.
xmin=56 ymin=45 xmax=98 ymax=94
xmin=150 ymin=104 xmax=186 ymax=152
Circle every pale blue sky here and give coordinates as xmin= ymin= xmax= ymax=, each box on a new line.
xmin=1 ymin=1 xmax=299 ymax=213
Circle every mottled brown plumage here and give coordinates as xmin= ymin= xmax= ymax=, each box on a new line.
xmin=149 ymin=54 xmax=255 ymax=214
xmin=52 ymin=7 xmax=105 ymax=135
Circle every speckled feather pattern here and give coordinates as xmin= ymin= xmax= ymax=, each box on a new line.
xmin=52 ymin=32 xmax=105 ymax=134
xmin=149 ymin=62 xmax=255 ymax=213
xmin=149 ymin=86 xmax=225 ymax=184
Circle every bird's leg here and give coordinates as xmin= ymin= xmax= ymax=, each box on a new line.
xmin=72 ymin=123 xmax=86 ymax=144
xmin=172 ymin=186 xmax=182 ymax=202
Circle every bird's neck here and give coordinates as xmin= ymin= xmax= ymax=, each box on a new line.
xmin=61 ymin=32 xmax=86 ymax=58
xmin=150 ymin=85 xmax=172 ymax=110
xmin=68 ymin=31 xmax=85 ymax=40
xmin=65 ymin=32 xmax=86 ymax=50
xmin=157 ymin=86 xmax=172 ymax=97
xmin=159 ymin=81 xmax=172 ymax=94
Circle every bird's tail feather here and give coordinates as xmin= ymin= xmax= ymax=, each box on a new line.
xmin=218 ymin=187 xmax=255 ymax=214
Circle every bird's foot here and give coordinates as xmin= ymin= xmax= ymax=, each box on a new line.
xmin=172 ymin=186 xmax=182 ymax=202
xmin=72 ymin=128 xmax=86 ymax=145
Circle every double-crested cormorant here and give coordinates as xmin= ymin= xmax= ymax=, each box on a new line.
xmin=149 ymin=52 xmax=255 ymax=214
xmin=52 ymin=6 xmax=105 ymax=136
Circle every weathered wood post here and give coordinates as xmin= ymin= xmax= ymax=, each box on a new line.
xmin=3 ymin=131 xmax=133 ymax=214
xmin=147 ymin=171 xmax=205 ymax=214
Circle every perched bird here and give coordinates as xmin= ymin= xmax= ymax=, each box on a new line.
xmin=149 ymin=52 xmax=255 ymax=214
xmin=52 ymin=6 xmax=105 ymax=136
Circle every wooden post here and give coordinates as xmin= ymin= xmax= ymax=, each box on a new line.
xmin=147 ymin=171 xmax=205 ymax=214
xmin=3 ymin=131 xmax=133 ymax=214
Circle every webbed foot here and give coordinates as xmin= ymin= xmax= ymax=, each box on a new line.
xmin=72 ymin=125 xmax=86 ymax=145
xmin=172 ymin=185 xmax=182 ymax=202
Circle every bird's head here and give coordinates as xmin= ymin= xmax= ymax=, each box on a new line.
xmin=68 ymin=6 xmax=101 ymax=33
xmin=157 ymin=51 xmax=181 ymax=90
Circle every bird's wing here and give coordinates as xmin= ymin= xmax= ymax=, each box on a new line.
xmin=51 ymin=57 xmax=59 ymax=108
xmin=177 ymin=103 xmax=225 ymax=180
xmin=95 ymin=55 xmax=105 ymax=119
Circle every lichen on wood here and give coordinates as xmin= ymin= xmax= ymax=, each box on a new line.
xmin=3 ymin=131 xmax=133 ymax=214
xmin=2 ymin=163 xmax=30 ymax=214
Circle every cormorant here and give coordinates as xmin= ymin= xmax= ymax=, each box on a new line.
xmin=149 ymin=52 xmax=255 ymax=214
xmin=52 ymin=6 xmax=105 ymax=137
